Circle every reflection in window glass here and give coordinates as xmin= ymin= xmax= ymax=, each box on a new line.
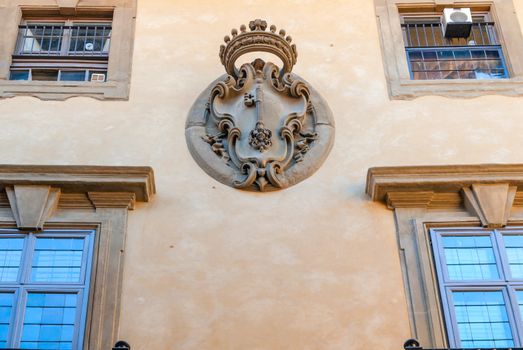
xmin=503 ymin=235 xmax=523 ymax=278
xmin=443 ymin=236 xmax=499 ymax=280
xmin=453 ymin=291 xmax=514 ymax=349
xmin=9 ymin=70 xmax=30 ymax=81
xmin=0 ymin=238 xmax=24 ymax=282
xmin=0 ymin=293 xmax=14 ymax=348
xmin=31 ymin=238 xmax=85 ymax=283
xmin=20 ymin=293 xmax=77 ymax=350
xmin=60 ymin=71 xmax=87 ymax=82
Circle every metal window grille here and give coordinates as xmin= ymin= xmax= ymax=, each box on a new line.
xmin=16 ymin=24 xmax=112 ymax=57
xmin=401 ymin=22 xmax=509 ymax=80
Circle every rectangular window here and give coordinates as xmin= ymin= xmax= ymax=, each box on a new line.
xmin=432 ymin=228 xmax=523 ymax=348
xmin=402 ymin=13 xmax=509 ymax=80
xmin=0 ymin=230 xmax=94 ymax=349
xmin=10 ymin=18 xmax=112 ymax=82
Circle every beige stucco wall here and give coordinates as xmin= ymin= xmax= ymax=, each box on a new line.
xmin=1 ymin=0 xmax=523 ymax=349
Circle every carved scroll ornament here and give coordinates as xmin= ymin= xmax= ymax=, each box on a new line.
xmin=185 ymin=19 xmax=335 ymax=192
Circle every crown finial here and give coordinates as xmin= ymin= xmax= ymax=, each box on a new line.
xmin=219 ymin=19 xmax=298 ymax=78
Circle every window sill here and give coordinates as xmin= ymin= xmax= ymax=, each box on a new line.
xmin=0 ymin=79 xmax=129 ymax=101
xmin=391 ymin=77 xmax=523 ymax=99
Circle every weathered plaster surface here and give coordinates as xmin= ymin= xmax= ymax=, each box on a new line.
xmin=0 ymin=0 xmax=523 ymax=349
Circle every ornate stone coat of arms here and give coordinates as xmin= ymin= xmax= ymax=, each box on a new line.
xmin=186 ymin=19 xmax=335 ymax=192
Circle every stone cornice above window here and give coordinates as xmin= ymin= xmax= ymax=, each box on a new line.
xmin=0 ymin=164 xmax=155 ymax=202
xmin=0 ymin=164 xmax=155 ymax=230
xmin=366 ymin=164 xmax=523 ymax=227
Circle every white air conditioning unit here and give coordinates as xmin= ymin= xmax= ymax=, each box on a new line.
xmin=91 ymin=73 xmax=106 ymax=82
xmin=442 ymin=8 xmax=473 ymax=38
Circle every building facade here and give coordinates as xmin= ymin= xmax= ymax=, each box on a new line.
xmin=0 ymin=0 xmax=523 ymax=349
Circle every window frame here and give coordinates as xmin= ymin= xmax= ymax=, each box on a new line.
xmin=430 ymin=227 xmax=523 ymax=348
xmin=0 ymin=229 xmax=96 ymax=349
xmin=374 ymin=0 xmax=523 ymax=99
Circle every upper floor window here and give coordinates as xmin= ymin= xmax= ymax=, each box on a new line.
xmin=402 ymin=11 xmax=509 ymax=80
xmin=10 ymin=16 xmax=112 ymax=83
xmin=374 ymin=0 xmax=523 ymax=99
xmin=432 ymin=228 xmax=523 ymax=348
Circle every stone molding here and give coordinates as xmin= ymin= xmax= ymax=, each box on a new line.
xmin=0 ymin=164 xmax=155 ymax=203
xmin=5 ymin=185 xmax=60 ymax=230
xmin=462 ymin=184 xmax=516 ymax=228
xmin=186 ymin=19 xmax=335 ymax=192
xmin=366 ymin=164 xmax=523 ymax=227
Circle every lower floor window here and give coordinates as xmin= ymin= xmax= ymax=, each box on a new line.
xmin=432 ymin=228 xmax=523 ymax=348
xmin=0 ymin=230 xmax=94 ymax=349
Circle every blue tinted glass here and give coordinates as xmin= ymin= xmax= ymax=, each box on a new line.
xmin=516 ymin=291 xmax=523 ymax=320
xmin=443 ymin=236 xmax=498 ymax=280
xmin=9 ymin=70 xmax=30 ymax=81
xmin=504 ymin=235 xmax=523 ymax=278
xmin=437 ymin=50 xmax=454 ymax=60
xmin=21 ymin=293 xmax=77 ymax=349
xmin=31 ymin=238 xmax=85 ymax=283
xmin=452 ymin=291 xmax=514 ymax=349
xmin=0 ymin=293 xmax=13 ymax=345
xmin=453 ymin=50 xmax=471 ymax=59
xmin=486 ymin=50 xmax=500 ymax=58
xmin=0 ymin=238 xmax=24 ymax=282
xmin=59 ymin=71 xmax=86 ymax=82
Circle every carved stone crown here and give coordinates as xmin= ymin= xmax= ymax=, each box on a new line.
xmin=219 ymin=19 xmax=298 ymax=78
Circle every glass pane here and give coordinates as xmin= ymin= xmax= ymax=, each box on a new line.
xmin=407 ymin=47 xmax=508 ymax=81
xmin=31 ymin=70 xmax=59 ymax=82
xmin=0 ymin=293 xmax=14 ymax=346
xmin=19 ymin=25 xmax=64 ymax=54
xmin=59 ymin=71 xmax=86 ymax=82
xmin=503 ymin=235 xmax=523 ymax=278
xmin=453 ymin=291 xmax=514 ymax=349
xmin=9 ymin=70 xmax=30 ymax=81
xmin=69 ymin=25 xmax=111 ymax=55
xmin=0 ymin=238 xmax=24 ymax=282
xmin=21 ymin=293 xmax=77 ymax=350
xmin=31 ymin=238 xmax=85 ymax=283
xmin=442 ymin=236 xmax=499 ymax=280
xmin=516 ymin=291 xmax=523 ymax=320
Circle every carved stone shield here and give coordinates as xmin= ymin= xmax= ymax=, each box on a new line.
xmin=186 ymin=19 xmax=335 ymax=192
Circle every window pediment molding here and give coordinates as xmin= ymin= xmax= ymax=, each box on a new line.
xmin=0 ymin=165 xmax=155 ymax=230
xmin=367 ymin=164 xmax=523 ymax=202
xmin=366 ymin=164 xmax=523 ymax=227
xmin=0 ymin=164 xmax=155 ymax=202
